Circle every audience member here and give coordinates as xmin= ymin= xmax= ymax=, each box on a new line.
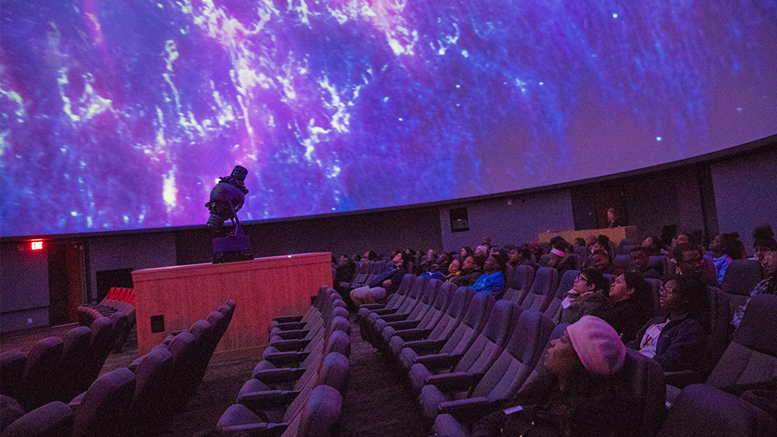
xmin=548 ymin=248 xmax=576 ymax=276
xmin=471 ymin=317 xmax=637 ymax=437
xmin=350 ymin=251 xmax=408 ymax=306
xmin=705 ymin=232 xmax=742 ymax=284
xmin=461 ymin=246 xmax=474 ymax=260
xmin=586 ymin=250 xmax=614 ymax=274
xmin=629 ymin=247 xmax=661 ymax=279
xmin=559 ymin=269 xmax=609 ymax=324
xmin=671 ymin=243 xmax=717 ymax=285
xmin=363 ymin=250 xmax=379 ymax=261
xmin=334 ymin=255 xmax=356 ymax=284
xmin=444 ymin=258 xmax=462 ymax=283
xmin=573 ymin=237 xmax=586 ymax=248
xmin=590 ymin=235 xmax=613 ymax=261
xmin=641 ymin=235 xmax=667 ymax=257
xmin=732 ymin=245 xmax=777 ymax=329
xmin=627 ymin=276 xmax=708 ymax=372
xmin=595 ymin=272 xmax=654 ymax=343
xmin=453 ymin=256 xmax=483 ymax=287
xmin=752 ymin=225 xmax=776 ymax=262
xmin=473 ymin=245 xmax=489 ymax=267
xmin=482 ymin=236 xmax=493 ymax=249
xmin=471 ymin=250 xmax=508 ymax=298
xmin=606 ymin=207 xmax=624 ymax=228
xmin=507 ymin=246 xmax=529 ymax=268
xmin=550 ymin=236 xmax=571 ymax=253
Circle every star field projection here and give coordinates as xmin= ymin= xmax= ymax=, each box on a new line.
xmin=1 ymin=0 xmax=776 ymax=236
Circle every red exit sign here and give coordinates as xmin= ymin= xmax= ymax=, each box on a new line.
xmin=30 ymin=241 xmax=43 ymax=251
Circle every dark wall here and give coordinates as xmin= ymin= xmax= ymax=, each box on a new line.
xmin=0 ymin=242 xmax=49 ymax=332
xmin=176 ymin=206 xmax=443 ymax=265
xmin=439 ymin=189 xmax=574 ymax=251
xmin=711 ymin=146 xmax=777 ymax=251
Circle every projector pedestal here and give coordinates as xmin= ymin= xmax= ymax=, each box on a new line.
xmin=212 ymin=234 xmax=253 ymax=264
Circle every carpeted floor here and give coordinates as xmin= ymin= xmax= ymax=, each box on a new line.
xmin=1 ymin=316 xmax=429 ymax=437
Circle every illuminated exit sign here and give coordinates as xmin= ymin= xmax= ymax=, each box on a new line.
xmin=30 ymin=241 xmax=43 ymax=251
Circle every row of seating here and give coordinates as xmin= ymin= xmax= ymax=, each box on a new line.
xmin=217 ymin=288 xmax=351 ymax=437
xmin=338 ymin=260 xmax=390 ymax=291
xmin=0 ymin=313 xmax=125 ymax=412
xmin=354 ymin=273 xmax=776 ymax=435
xmin=79 ymin=287 xmax=137 ymax=352
xmin=0 ymin=300 xmax=236 ymax=437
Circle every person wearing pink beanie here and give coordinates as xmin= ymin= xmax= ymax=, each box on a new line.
xmin=470 ymin=317 xmax=637 ymax=437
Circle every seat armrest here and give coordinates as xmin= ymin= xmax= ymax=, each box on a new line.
xmin=239 ymin=390 xmax=301 ymax=412
xmin=413 ymin=353 xmax=463 ymax=371
xmin=269 ymin=339 xmax=311 ymax=352
xmin=220 ymin=423 xmax=288 ymax=437
xmin=663 ymin=370 xmax=702 ymax=389
xmin=253 ymin=368 xmax=307 ymax=385
xmin=371 ymin=307 xmax=399 ymax=316
xmin=377 ymin=313 xmax=409 ymax=322
xmin=264 ymin=351 xmax=310 ymax=366
xmin=171 ymin=329 xmax=186 ymax=336
xmin=425 ymin=372 xmax=483 ymax=392
xmin=438 ymin=397 xmax=500 ymax=423
xmin=272 ymin=321 xmax=307 ymax=331
xmin=386 ymin=320 xmax=421 ymax=330
xmin=359 ymin=303 xmax=386 ymax=310
xmin=273 ymin=315 xmax=303 ymax=324
xmin=404 ymin=338 xmax=447 ymax=354
xmin=68 ymin=391 xmax=86 ymax=412
xmin=394 ymin=328 xmax=433 ymax=341
xmin=275 ymin=330 xmax=310 ymax=340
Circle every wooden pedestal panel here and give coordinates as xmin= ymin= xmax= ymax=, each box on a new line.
xmin=132 ymin=253 xmax=332 ymax=355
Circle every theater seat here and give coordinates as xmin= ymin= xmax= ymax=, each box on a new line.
xmin=657 ymin=384 xmax=777 ymax=437
xmin=388 ymin=286 xmax=474 ymax=362
xmin=368 ymin=279 xmax=442 ymax=348
xmin=544 ymin=270 xmax=579 ymax=323
xmin=408 ymin=300 xmax=518 ymax=395
xmin=16 ymin=337 xmax=64 ymax=411
xmin=0 ymin=351 xmax=26 ymax=398
xmin=397 ymin=293 xmax=494 ymax=372
xmin=127 ymin=348 xmax=174 ymax=437
xmin=0 ymin=401 xmax=73 ymax=437
xmin=520 ymin=267 xmax=559 ymax=313
xmin=721 ymin=259 xmax=763 ymax=314
xmin=69 ymin=368 xmax=136 ymax=437
xmin=380 ymin=281 xmax=455 ymax=349
xmin=419 ymin=310 xmax=554 ymax=424
xmin=55 ymin=326 xmax=92 ymax=402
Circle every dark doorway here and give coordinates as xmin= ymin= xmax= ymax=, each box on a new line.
xmin=95 ymin=268 xmax=134 ymax=303
xmin=48 ymin=241 xmax=86 ymax=326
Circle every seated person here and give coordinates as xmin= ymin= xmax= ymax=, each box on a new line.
xmin=752 ymin=225 xmax=776 ymax=262
xmin=419 ymin=249 xmax=438 ymax=273
xmin=548 ymin=248 xmax=576 ymax=276
xmin=573 ymin=237 xmax=586 ymax=249
xmin=595 ymin=272 xmax=654 ymax=343
xmin=704 ymin=232 xmax=742 ymax=284
xmin=586 ymin=249 xmax=614 ymax=274
xmin=559 ymin=269 xmax=608 ymax=324
xmin=629 ymin=247 xmax=661 ymax=279
xmin=606 ymin=207 xmax=624 ymax=228
xmin=507 ymin=246 xmax=530 ymax=268
xmin=453 ymin=256 xmax=484 ymax=287
xmin=627 ymin=276 xmax=708 ymax=372
xmin=732 ymin=245 xmax=777 ymax=329
xmin=591 ymin=235 xmax=613 ymax=260
xmin=444 ymin=258 xmax=462 ymax=283
xmin=670 ymin=243 xmax=718 ymax=286
xmin=421 ymin=252 xmax=451 ymax=280
xmin=333 ymin=255 xmax=356 ymax=284
xmin=350 ymin=251 xmax=408 ymax=307
xmin=471 ymin=250 xmax=508 ymax=298
xmin=641 ymin=235 xmax=668 ymax=257
xmin=471 ymin=317 xmax=638 ymax=437
xmin=473 ymin=245 xmax=490 ymax=268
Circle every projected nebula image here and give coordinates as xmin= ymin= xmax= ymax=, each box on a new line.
xmin=1 ymin=0 xmax=777 ymax=237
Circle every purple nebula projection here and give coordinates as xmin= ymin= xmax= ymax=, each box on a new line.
xmin=1 ymin=0 xmax=777 ymax=237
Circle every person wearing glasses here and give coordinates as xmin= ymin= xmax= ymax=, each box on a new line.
xmin=559 ymin=269 xmax=608 ymax=324
xmin=626 ymin=275 xmax=708 ymax=371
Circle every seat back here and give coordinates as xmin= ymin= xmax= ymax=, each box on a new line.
xmin=295 ymin=385 xmax=343 ymax=437
xmin=129 ymin=348 xmax=173 ymax=437
xmin=544 ymin=269 xmax=580 ymax=322
xmin=56 ymin=326 xmax=92 ymax=402
xmin=427 ymin=287 xmax=475 ymax=341
xmin=472 ymin=310 xmax=555 ymax=401
xmin=393 ymin=275 xmax=429 ymax=315
xmin=613 ymin=255 xmax=631 ymax=271
xmin=521 ymin=267 xmax=559 ymax=312
xmin=656 ymin=384 xmax=777 ymax=437
xmin=166 ymin=331 xmax=198 ymax=407
xmin=72 ymin=368 xmax=136 ymax=437
xmin=17 ymin=337 xmax=64 ymax=410
xmin=721 ymin=259 xmax=763 ymax=314
xmin=703 ymin=287 xmax=732 ymax=377
xmin=621 ymin=350 xmax=667 ymax=437
xmin=538 ymin=254 xmax=550 ymax=267
xmin=80 ymin=316 xmax=116 ymax=392
xmin=1 ymin=401 xmax=73 ymax=437
xmin=706 ymin=294 xmax=777 ymax=388
xmin=415 ymin=282 xmax=456 ymax=331
xmin=508 ymin=265 xmax=534 ymax=291
xmin=405 ymin=279 xmax=442 ymax=322
xmin=649 ymin=256 xmax=667 ymax=277
xmin=574 ymin=246 xmax=588 ymax=266
xmin=440 ymin=293 xmax=495 ymax=356
xmin=352 ymin=261 xmax=372 ymax=285
xmin=454 ymin=301 xmax=520 ymax=375
xmin=645 ymin=278 xmax=662 ymax=315
xmin=0 ymin=350 xmax=26 ymax=398
xmin=619 ymin=244 xmax=638 ymax=255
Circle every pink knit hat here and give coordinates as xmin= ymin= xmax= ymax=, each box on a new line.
xmin=566 ymin=316 xmax=626 ymax=376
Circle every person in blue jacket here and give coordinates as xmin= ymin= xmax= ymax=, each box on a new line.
xmin=472 ymin=249 xmax=508 ymax=298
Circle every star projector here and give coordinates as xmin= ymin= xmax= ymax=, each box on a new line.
xmin=205 ymin=165 xmax=253 ymax=264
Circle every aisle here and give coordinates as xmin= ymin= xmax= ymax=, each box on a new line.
xmin=339 ymin=317 xmax=428 ymax=437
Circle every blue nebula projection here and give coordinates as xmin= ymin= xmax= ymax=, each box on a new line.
xmin=1 ymin=0 xmax=777 ymax=237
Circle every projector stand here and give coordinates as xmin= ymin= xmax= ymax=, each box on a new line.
xmin=212 ymin=213 xmax=253 ymax=264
